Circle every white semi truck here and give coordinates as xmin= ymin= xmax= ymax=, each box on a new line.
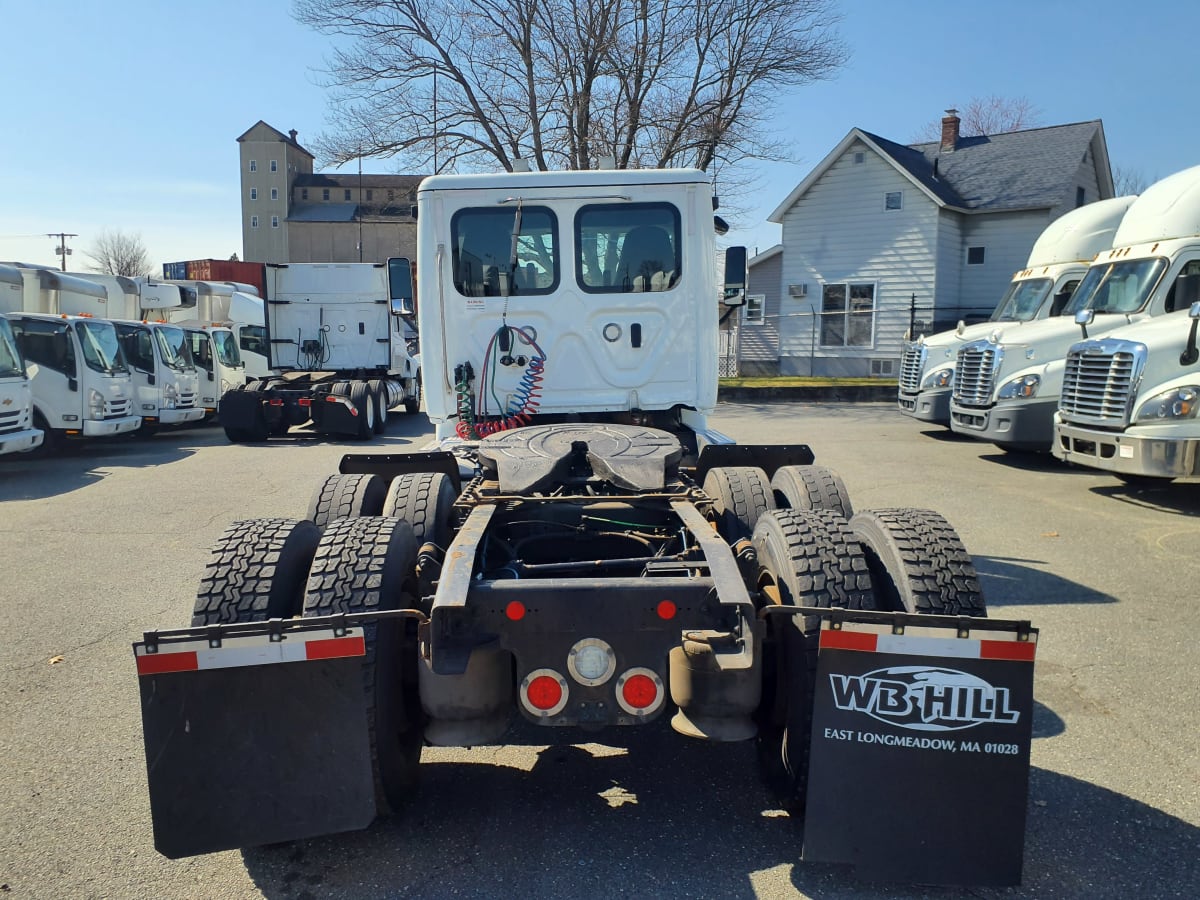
xmin=1052 ymin=274 xmax=1200 ymax=482
xmin=950 ymin=165 xmax=1200 ymax=452
xmin=0 ymin=266 xmax=44 ymax=455
xmin=216 ymin=262 xmax=421 ymax=442
xmin=63 ymin=273 xmax=206 ymax=432
xmin=133 ymin=169 xmax=1039 ymax=886
xmin=1 ymin=266 xmax=140 ymax=449
xmin=898 ymin=196 xmax=1136 ymax=426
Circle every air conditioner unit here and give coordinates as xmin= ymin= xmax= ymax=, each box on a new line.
xmin=788 ymin=283 xmax=808 ymax=297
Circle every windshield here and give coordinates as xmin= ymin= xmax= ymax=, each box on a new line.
xmin=154 ymin=324 xmax=193 ymax=372
xmin=990 ymin=278 xmax=1052 ymax=322
xmin=0 ymin=318 xmax=24 ymax=378
xmin=211 ymin=329 xmax=242 ymax=367
xmin=1065 ymin=258 xmax=1167 ymax=316
xmin=74 ymin=320 xmax=127 ymax=375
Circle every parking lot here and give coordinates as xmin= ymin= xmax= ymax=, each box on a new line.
xmin=1 ymin=400 xmax=1197 ymax=899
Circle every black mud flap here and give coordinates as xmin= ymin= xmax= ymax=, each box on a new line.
xmin=218 ymin=388 xmax=265 ymax=431
xmin=135 ymin=626 xmax=375 ymax=859
xmin=802 ymin=615 xmax=1036 ymax=886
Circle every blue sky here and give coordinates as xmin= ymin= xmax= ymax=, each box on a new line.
xmin=2 ymin=0 xmax=1198 ymax=271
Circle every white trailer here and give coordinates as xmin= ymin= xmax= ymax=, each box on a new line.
xmin=950 ymin=166 xmax=1200 ymax=451
xmin=0 ymin=266 xmax=140 ymax=449
xmin=899 ymin=196 xmax=1137 ymax=427
xmin=164 ymin=281 xmax=271 ymax=384
xmin=0 ymin=266 xmax=44 ymax=455
xmin=216 ymin=262 xmax=421 ymax=442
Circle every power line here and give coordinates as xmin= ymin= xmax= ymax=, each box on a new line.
xmin=46 ymin=232 xmax=78 ymax=272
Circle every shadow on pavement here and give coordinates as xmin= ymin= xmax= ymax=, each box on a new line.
xmin=1089 ymin=480 xmax=1200 ymax=516
xmin=973 ymin=555 xmax=1116 ymax=606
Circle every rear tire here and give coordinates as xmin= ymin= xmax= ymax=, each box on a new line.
xmin=191 ymin=518 xmax=321 ymax=625
xmin=752 ymin=509 xmax=874 ymax=813
xmin=301 ymin=517 xmax=423 ymax=814
xmin=771 ymin=465 xmax=853 ymax=518
xmin=403 ymin=374 xmax=421 ymax=414
xmin=381 ymin=472 xmax=457 ymax=548
xmin=849 ymin=508 xmax=985 ymax=615
xmin=350 ymin=382 xmax=376 ymax=440
xmin=703 ymin=466 xmax=774 ymax=542
xmin=306 ymin=473 xmax=389 ymax=528
xmin=369 ymin=379 xmax=389 ymax=434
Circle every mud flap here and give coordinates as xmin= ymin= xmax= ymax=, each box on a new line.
xmin=802 ymin=616 xmax=1036 ymax=886
xmin=135 ymin=628 xmax=375 ymax=859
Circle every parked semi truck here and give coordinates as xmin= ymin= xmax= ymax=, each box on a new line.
xmin=0 ymin=266 xmax=44 ymax=455
xmin=133 ymin=169 xmax=1038 ymax=885
xmin=898 ymin=196 xmax=1136 ymax=426
xmin=950 ymin=165 xmax=1200 ymax=451
xmin=62 ymin=273 xmax=205 ymax=432
xmin=1 ymin=266 xmax=140 ymax=449
xmin=216 ymin=262 xmax=421 ymax=442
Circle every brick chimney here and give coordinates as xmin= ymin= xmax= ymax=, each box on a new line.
xmin=940 ymin=109 xmax=960 ymax=152
xmin=288 ymin=129 xmax=298 ymax=142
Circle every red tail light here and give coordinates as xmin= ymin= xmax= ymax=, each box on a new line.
xmin=616 ymin=668 xmax=664 ymax=716
xmin=520 ymin=668 xmax=568 ymax=717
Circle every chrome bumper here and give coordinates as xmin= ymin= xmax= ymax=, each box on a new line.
xmin=1053 ymin=422 xmax=1200 ymax=478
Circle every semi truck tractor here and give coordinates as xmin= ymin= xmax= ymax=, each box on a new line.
xmin=1052 ymin=275 xmax=1200 ymax=482
xmin=950 ymin=165 xmax=1200 ymax=451
xmin=1 ymin=266 xmax=140 ymax=449
xmin=215 ymin=262 xmax=421 ymax=442
xmin=133 ymin=169 xmax=1038 ymax=886
xmin=898 ymin=196 xmax=1136 ymax=426
xmin=0 ymin=266 xmax=44 ymax=455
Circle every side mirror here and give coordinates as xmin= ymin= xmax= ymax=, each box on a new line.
xmin=1191 ymin=300 xmax=1200 ymax=320
xmin=207 ymin=371 xmax=215 ymax=381
xmin=147 ymin=373 xmax=156 ymax=386
xmin=1074 ymin=309 xmax=1095 ymax=326
xmin=387 ymin=257 xmax=416 ymax=316
xmin=722 ymin=246 xmax=747 ymax=306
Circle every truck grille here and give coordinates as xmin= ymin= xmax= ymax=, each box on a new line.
xmin=105 ymin=398 xmax=133 ymax=420
xmin=179 ymin=390 xmax=197 ymax=409
xmin=0 ymin=407 xmax=25 ymax=435
xmin=953 ymin=342 xmax=1002 ymax=407
xmin=898 ymin=344 xmax=927 ymax=393
xmin=1059 ymin=339 xmax=1146 ymax=428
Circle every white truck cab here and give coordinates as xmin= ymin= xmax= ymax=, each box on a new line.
xmin=2 ymin=267 xmax=140 ymax=447
xmin=166 ymin=281 xmax=270 ymax=384
xmin=0 ymin=266 xmax=44 ymax=454
xmin=899 ymin=196 xmax=1136 ymax=426
xmin=950 ymin=166 xmax=1200 ymax=451
xmin=415 ymin=168 xmax=724 ymax=443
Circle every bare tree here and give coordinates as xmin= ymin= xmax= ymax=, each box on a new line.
xmin=84 ymin=229 xmax=154 ymax=277
xmin=912 ymin=95 xmax=1043 ymax=142
xmin=294 ymin=0 xmax=845 ymax=177
xmin=1112 ymin=164 xmax=1150 ymax=196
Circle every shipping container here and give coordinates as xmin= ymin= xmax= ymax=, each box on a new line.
xmin=179 ymin=260 xmax=267 ymax=298
xmin=163 ymin=262 xmax=188 ymax=281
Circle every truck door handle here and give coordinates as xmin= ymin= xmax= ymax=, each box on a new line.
xmin=630 ymin=323 xmax=642 ymax=348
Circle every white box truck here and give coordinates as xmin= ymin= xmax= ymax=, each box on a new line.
xmin=1 ymin=267 xmax=140 ymax=449
xmin=64 ymin=273 xmax=206 ymax=431
xmin=0 ymin=266 xmax=44 ymax=455
xmin=216 ymin=262 xmax=421 ymax=442
xmin=1052 ymin=273 xmax=1200 ymax=482
xmin=898 ymin=196 xmax=1136 ymax=426
xmin=165 ymin=281 xmax=271 ymax=384
xmin=950 ymin=166 xmax=1200 ymax=451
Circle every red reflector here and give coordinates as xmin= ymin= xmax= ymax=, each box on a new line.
xmin=136 ymin=651 xmax=199 ymax=675
xmin=298 ymin=397 xmax=311 ymax=407
xmin=268 ymin=398 xmax=284 ymax=406
xmin=820 ymin=630 xmax=878 ymax=652
xmin=526 ymin=675 xmax=563 ymax=711
xmin=621 ymin=673 xmax=658 ymax=709
xmin=325 ymin=395 xmax=340 ymax=403
xmin=980 ymin=639 xmax=1036 ymax=662
xmin=656 ymin=600 xmax=676 ymax=620
xmin=305 ymin=635 xmax=366 ymax=660
xmin=505 ymin=601 xmax=526 ymax=621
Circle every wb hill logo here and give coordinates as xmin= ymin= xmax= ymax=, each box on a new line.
xmin=830 ymin=666 xmax=1020 ymax=732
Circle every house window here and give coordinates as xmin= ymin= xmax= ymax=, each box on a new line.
xmin=967 ymin=247 xmax=986 ymax=265
xmin=854 ymin=152 xmax=865 ymax=164
xmin=250 ymin=188 xmax=257 ymax=200
xmin=885 ymin=191 xmax=903 ymax=211
xmin=322 ymin=189 xmax=330 ymax=201
xmin=366 ymin=190 xmax=373 ymax=201
xmin=270 ymin=188 xmax=278 ymax=200
xmin=820 ymin=282 xmax=876 ymax=348
xmin=301 ymin=189 xmax=308 ymax=200
xmin=345 ymin=189 xmax=352 ymax=201
xmin=270 ymin=160 xmax=278 ymax=172
xmin=1076 ymin=186 xmax=1086 ymax=207
xmin=249 ymin=160 xmax=257 ymax=172
xmin=744 ymin=294 xmax=766 ymax=325
xmin=251 ymin=215 xmax=259 ymax=228
xmin=387 ymin=190 xmax=395 ymax=201
xmin=271 ymin=215 xmax=279 ymax=228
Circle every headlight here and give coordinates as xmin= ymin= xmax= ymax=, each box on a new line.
xmin=220 ymin=379 xmax=234 ymax=394
xmin=998 ymin=374 xmax=1040 ymax=400
xmin=88 ymin=389 xmax=104 ymax=418
xmin=1135 ymin=386 xmax=1200 ymax=422
xmin=922 ymin=367 xmax=954 ymax=389
xmin=164 ymin=382 xmax=178 ymax=408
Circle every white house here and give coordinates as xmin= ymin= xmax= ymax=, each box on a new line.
xmin=742 ymin=112 xmax=1113 ymax=377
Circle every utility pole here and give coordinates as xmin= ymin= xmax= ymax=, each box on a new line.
xmin=47 ymin=232 xmax=78 ymax=271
